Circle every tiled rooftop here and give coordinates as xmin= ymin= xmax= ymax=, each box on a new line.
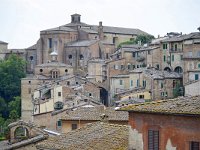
xmin=66 ymin=40 xmax=98 ymax=47
xmin=130 ymin=68 xmax=182 ymax=79
xmin=36 ymin=122 xmax=129 ymax=150
xmin=61 ymin=106 xmax=128 ymax=121
xmin=119 ymin=96 xmax=200 ymax=116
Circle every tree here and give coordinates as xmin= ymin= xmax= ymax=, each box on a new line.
xmin=8 ymin=96 xmax=21 ymax=118
xmin=117 ymin=34 xmax=155 ymax=48
xmin=0 ymin=54 xmax=26 ymax=101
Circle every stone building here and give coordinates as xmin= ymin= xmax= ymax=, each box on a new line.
xmin=120 ymin=96 xmax=200 ymax=150
xmin=21 ymin=51 xmax=74 ymax=121
xmin=27 ymin=13 xmax=149 ymax=73
xmin=128 ymin=68 xmax=183 ymax=100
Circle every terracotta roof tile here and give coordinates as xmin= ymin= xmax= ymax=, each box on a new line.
xmin=36 ymin=122 xmax=129 ymax=150
xmin=119 ymin=96 xmax=200 ymax=116
xmin=61 ymin=106 xmax=128 ymax=121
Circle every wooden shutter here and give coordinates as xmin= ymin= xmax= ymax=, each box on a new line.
xmin=148 ymin=130 xmax=159 ymax=150
xmin=190 ymin=141 xmax=199 ymax=150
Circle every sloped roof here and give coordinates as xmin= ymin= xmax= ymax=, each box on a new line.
xmin=162 ymin=32 xmax=200 ymax=42
xmin=0 ymin=40 xmax=8 ymax=44
xmin=66 ymin=40 xmax=98 ymax=47
xmin=36 ymin=122 xmax=129 ymax=150
xmin=130 ymin=68 xmax=182 ymax=79
xmin=61 ymin=106 xmax=128 ymax=121
xmin=119 ymin=96 xmax=200 ymax=116
xmin=41 ymin=26 xmax=76 ymax=33
xmin=26 ymin=44 xmax=37 ymax=49
xmin=91 ymin=25 xmax=149 ymax=35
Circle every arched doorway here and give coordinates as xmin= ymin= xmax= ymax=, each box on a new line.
xmin=174 ymin=66 xmax=183 ymax=74
xmin=14 ymin=126 xmax=29 ymax=141
xmin=164 ymin=67 xmax=171 ymax=72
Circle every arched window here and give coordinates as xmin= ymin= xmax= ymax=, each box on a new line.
xmin=14 ymin=126 xmax=29 ymax=140
xmin=80 ymin=54 xmax=84 ymax=60
xmin=65 ymin=69 xmax=68 ymax=73
xmin=29 ymin=56 xmax=33 ymax=61
xmin=40 ymin=69 xmax=43 ymax=72
xmin=174 ymin=66 xmax=183 ymax=74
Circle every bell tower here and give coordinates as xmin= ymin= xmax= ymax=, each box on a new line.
xmin=71 ymin=14 xmax=81 ymax=23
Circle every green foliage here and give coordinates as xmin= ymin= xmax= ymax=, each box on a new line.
xmin=134 ymin=34 xmax=155 ymax=45
xmin=0 ymin=54 xmax=26 ymax=138
xmin=117 ymin=34 xmax=155 ymax=48
xmin=0 ymin=54 xmax=26 ymax=101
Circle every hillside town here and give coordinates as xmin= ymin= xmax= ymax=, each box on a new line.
xmin=0 ymin=13 xmax=200 ymax=150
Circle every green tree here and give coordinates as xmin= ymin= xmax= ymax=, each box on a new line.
xmin=8 ymin=96 xmax=21 ymax=118
xmin=0 ymin=54 xmax=26 ymax=101
xmin=117 ymin=34 xmax=155 ymax=48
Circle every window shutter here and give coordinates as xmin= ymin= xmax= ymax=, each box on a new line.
xmin=148 ymin=130 xmax=159 ymax=150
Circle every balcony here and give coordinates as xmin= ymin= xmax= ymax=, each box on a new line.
xmin=169 ymin=48 xmax=183 ymax=52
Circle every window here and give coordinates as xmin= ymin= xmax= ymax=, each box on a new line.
xmin=80 ymin=54 xmax=84 ymax=60
xmin=130 ymin=80 xmax=133 ymax=87
xmin=148 ymin=130 xmax=159 ymax=150
xmin=57 ymin=120 xmax=62 ymax=127
xmin=40 ymin=69 xmax=43 ymax=72
xmin=58 ymin=92 xmax=61 ymax=97
xmin=132 ymin=52 xmax=136 ymax=57
xmin=127 ymin=64 xmax=131 ymax=70
xmin=143 ymin=80 xmax=146 ymax=88
xmin=137 ymin=79 xmax=139 ymax=87
xmin=106 ymin=53 xmax=109 ymax=59
xmin=163 ymin=55 xmax=166 ymax=62
xmin=68 ymin=55 xmax=72 ymax=59
xmin=180 ymin=55 xmax=183 ymax=60
xmin=72 ymin=124 xmax=78 ymax=130
xmin=65 ymin=69 xmax=68 ymax=73
xmin=89 ymin=93 xmax=92 ymax=96
xmin=132 ymin=65 xmax=135 ymax=69
xmin=120 ymin=80 xmax=123 ymax=85
xmin=190 ymin=141 xmax=199 ymax=150
xmin=161 ymin=82 xmax=163 ymax=88
xmin=148 ymin=50 xmax=151 ymax=55
xmin=198 ymin=64 xmax=200 ymax=69
xmin=48 ymin=38 xmax=52 ymax=48
xmin=67 ymin=81 xmax=70 ymax=85
xmin=172 ymin=55 xmax=174 ymax=61
xmin=163 ymin=43 xmax=167 ymax=49
xmin=139 ymin=95 xmax=144 ymax=99
xmin=175 ymin=44 xmax=177 ymax=51
xmin=30 ymin=56 xmax=33 ymax=61
xmin=113 ymin=37 xmax=117 ymax=44
xmin=28 ymin=81 xmax=31 ymax=84
xmin=121 ymin=65 xmax=124 ymax=70
xmin=52 ymin=71 xmax=58 ymax=78
xmin=156 ymin=64 xmax=159 ymax=69
xmin=195 ymin=74 xmax=199 ymax=80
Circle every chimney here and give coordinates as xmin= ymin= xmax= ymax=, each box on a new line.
xmin=98 ymin=21 xmax=104 ymax=40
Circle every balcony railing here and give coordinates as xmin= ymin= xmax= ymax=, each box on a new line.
xmin=169 ymin=48 xmax=183 ymax=52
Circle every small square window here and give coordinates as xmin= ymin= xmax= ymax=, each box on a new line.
xmin=72 ymin=124 xmax=78 ymax=130
xmin=58 ymin=92 xmax=61 ymax=97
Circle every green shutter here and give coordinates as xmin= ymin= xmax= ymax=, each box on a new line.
xmin=195 ymin=74 xmax=199 ymax=80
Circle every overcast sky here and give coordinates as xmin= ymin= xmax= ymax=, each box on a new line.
xmin=0 ymin=0 xmax=200 ymax=49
